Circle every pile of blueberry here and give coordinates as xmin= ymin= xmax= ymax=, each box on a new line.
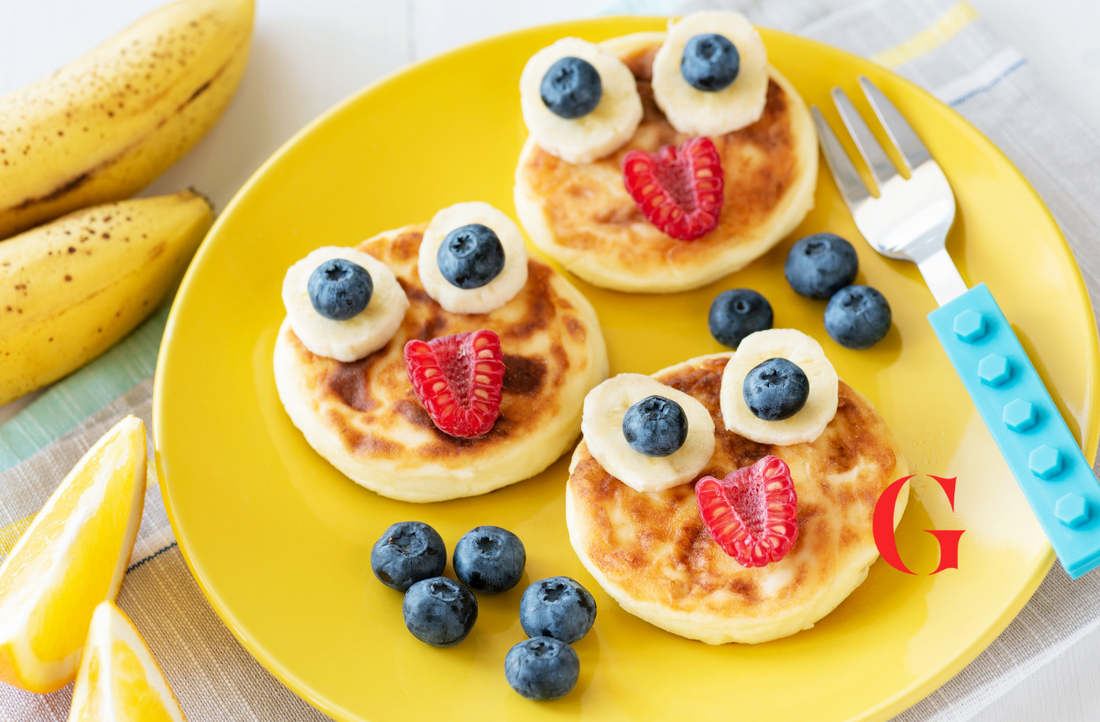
xmin=707 ymin=232 xmax=892 ymax=351
xmin=371 ymin=521 xmax=596 ymax=701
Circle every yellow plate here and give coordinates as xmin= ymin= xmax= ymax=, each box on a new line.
xmin=154 ymin=17 xmax=1099 ymax=722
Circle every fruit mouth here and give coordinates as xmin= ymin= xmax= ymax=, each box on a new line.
xmin=622 ymin=136 xmax=724 ymax=241
xmin=695 ymin=455 xmax=799 ymax=567
xmin=404 ymin=329 xmax=505 ymax=438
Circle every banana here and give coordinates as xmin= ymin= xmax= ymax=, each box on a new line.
xmin=581 ymin=373 xmax=715 ymax=493
xmin=651 ymin=11 xmax=770 ymax=137
xmin=520 ymin=38 xmax=643 ymax=164
xmin=0 ymin=0 xmax=254 ymax=241
xmin=0 ymin=191 xmax=212 ymax=405
xmin=720 ymin=329 xmax=839 ymax=445
xmin=283 ymin=246 xmax=410 ymax=362
xmin=419 ymin=202 xmax=528 ymax=315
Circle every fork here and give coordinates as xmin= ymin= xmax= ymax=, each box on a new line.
xmin=813 ymin=77 xmax=1100 ymax=579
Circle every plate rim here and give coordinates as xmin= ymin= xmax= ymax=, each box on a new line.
xmin=153 ymin=16 xmax=1100 ymax=722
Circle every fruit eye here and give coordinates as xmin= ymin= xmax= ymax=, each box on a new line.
xmin=719 ymin=328 xmax=839 ymax=446
xmin=651 ymin=10 xmax=770 ymax=136
xmin=520 ymin=37 xmax=642 ymax=164
xmin=541 ymin=56 xmax=603 ymax=119
xmin=621 ymin=395 xmax=688 ymax=457
xmin=581 ymin=374 xmax=715 ymax=493
xmin=419 ymin=202 xmax=528 ymax=315
xmin=282 ymin=246 xmax=410 ymax=363
xmin=308 ymin=258 xmax=373 ymax=320
xmin=742 ymin=357 xmax=810 ymax=421
xmin=681 ymin=33 xmax=740 ymax=92
xmin=437 ymin=224 xmax=506 ymax=289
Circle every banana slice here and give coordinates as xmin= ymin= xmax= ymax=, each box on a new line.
xmin=520 ymin=37 xmax=643 ymax=164
xmin=651 ymin=11 xmax=769 ymax=137
xmin=582 ymin=373 xmax=715 ymax=493
xmin=283 ymin=246 xmax=409 ymax=362
xmin=419 ymin=202 xmax=528 ymax=314
xmin=720 ymin=329 xmax=838 ymax=445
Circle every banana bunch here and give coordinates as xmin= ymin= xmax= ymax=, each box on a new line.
xmin=0 ymin=0 xmax=254 ymax=240
xmin=0 ymin=0 xmax=254 ymax=405
xmin=0 ymin=191 xmax=213 ymax=405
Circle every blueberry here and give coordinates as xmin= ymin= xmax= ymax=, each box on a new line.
xmin=453 ymin=526 xmax=526 ymax=594
xmin=621 ymin=395 xmax=688 ymax=458
xmin=742 ymin=358 xmax=809 ymax=421
xmin=708 ymin=289 xmax=773 ymax=348
xmin=505 ymin=637 xmax=580 ymax=701
xmin=784 ymin=233 xmax=859 ymax=300
xmin=437 ymin=224 xmax=505 ymax=290
xmin=824 ymin=285 xmax=892 ymax=349
xmin=519 ymin=577 xmax=596 ymax=644
xmin=402 ymin=577 xmax=478 ymax=647
xmin=540 ymin=57 xmax=602 ymax=119
xmin=681 ymin=33 xmax=740 ymax=92
xmin=308 ymin=258 xmax=373 ymax=320
xmin=370 ymin=521 xmax=446 ymax=592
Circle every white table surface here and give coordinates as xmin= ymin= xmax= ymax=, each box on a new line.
xmin=2 ymin=1 xmax=1099 ymax=720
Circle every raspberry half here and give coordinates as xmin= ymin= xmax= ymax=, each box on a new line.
xmin=404 ymin=329 xmax=505 ymax=438
xmin=695 ymin=455 xmax=798 ymax=567
xmin=622 ymin=136 xmax=724 ymax=241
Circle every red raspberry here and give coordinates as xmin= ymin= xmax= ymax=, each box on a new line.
xmin=695 ymin=455 xmax=799 ymax=568
xmin=622 ymin=136 xmax=724 ymax=241
xmin=403 ymin=330 xmax=505 ymax=439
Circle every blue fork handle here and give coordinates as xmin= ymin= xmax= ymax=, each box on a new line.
xmin=928 ymin=284 xmax=1100 ymax=578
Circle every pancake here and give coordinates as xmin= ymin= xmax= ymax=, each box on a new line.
xmin=566 ymin=353 xmax=908 ymax=644
xmin=514 ymin=32 xmax=818 ymax=294
xmin=274 ymin=224 xmax=609 ymax=503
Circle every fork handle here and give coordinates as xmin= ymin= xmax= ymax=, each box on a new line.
xmin=928 ymin=283 xmax=1100 ymax=578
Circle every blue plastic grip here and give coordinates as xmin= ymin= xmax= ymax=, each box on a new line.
xmin=928 ymin=283 xmax=1100 ymax=578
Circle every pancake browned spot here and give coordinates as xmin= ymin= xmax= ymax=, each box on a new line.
xmin=503 ymin=355 xmax=546 ymax=395
xmin=566 ymin=352 xmax=908 ymax=644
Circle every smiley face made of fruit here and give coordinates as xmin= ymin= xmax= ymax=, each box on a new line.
xmin=273 ymin=201 xmax=609 ymax=503
xmin=513 ymin=10 xmax=819 ymax=294
xmin=565 ymin=329 xmax=910 ymax=644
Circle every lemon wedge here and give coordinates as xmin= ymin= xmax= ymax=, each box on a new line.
xmin=68 ymin=600 xmax=186 ymax=722
xmin=0 ymin=416 xmax=146 ymax=693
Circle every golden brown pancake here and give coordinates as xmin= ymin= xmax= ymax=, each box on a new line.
xmin=566 ymin=353 xmax=908 ymax=644
xmin=514 ymin=33 xmax=818 ymax=294
xmin=274 ymin=224 xmax=609 ymax=503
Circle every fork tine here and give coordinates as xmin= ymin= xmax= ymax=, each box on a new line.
xmin=859 ymin=76 xmax=932 ymax=171
xmin=811 ymin=105 xmax=872 ymax=209
xmin=830 ymin=87 xmax=899 ymax=189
